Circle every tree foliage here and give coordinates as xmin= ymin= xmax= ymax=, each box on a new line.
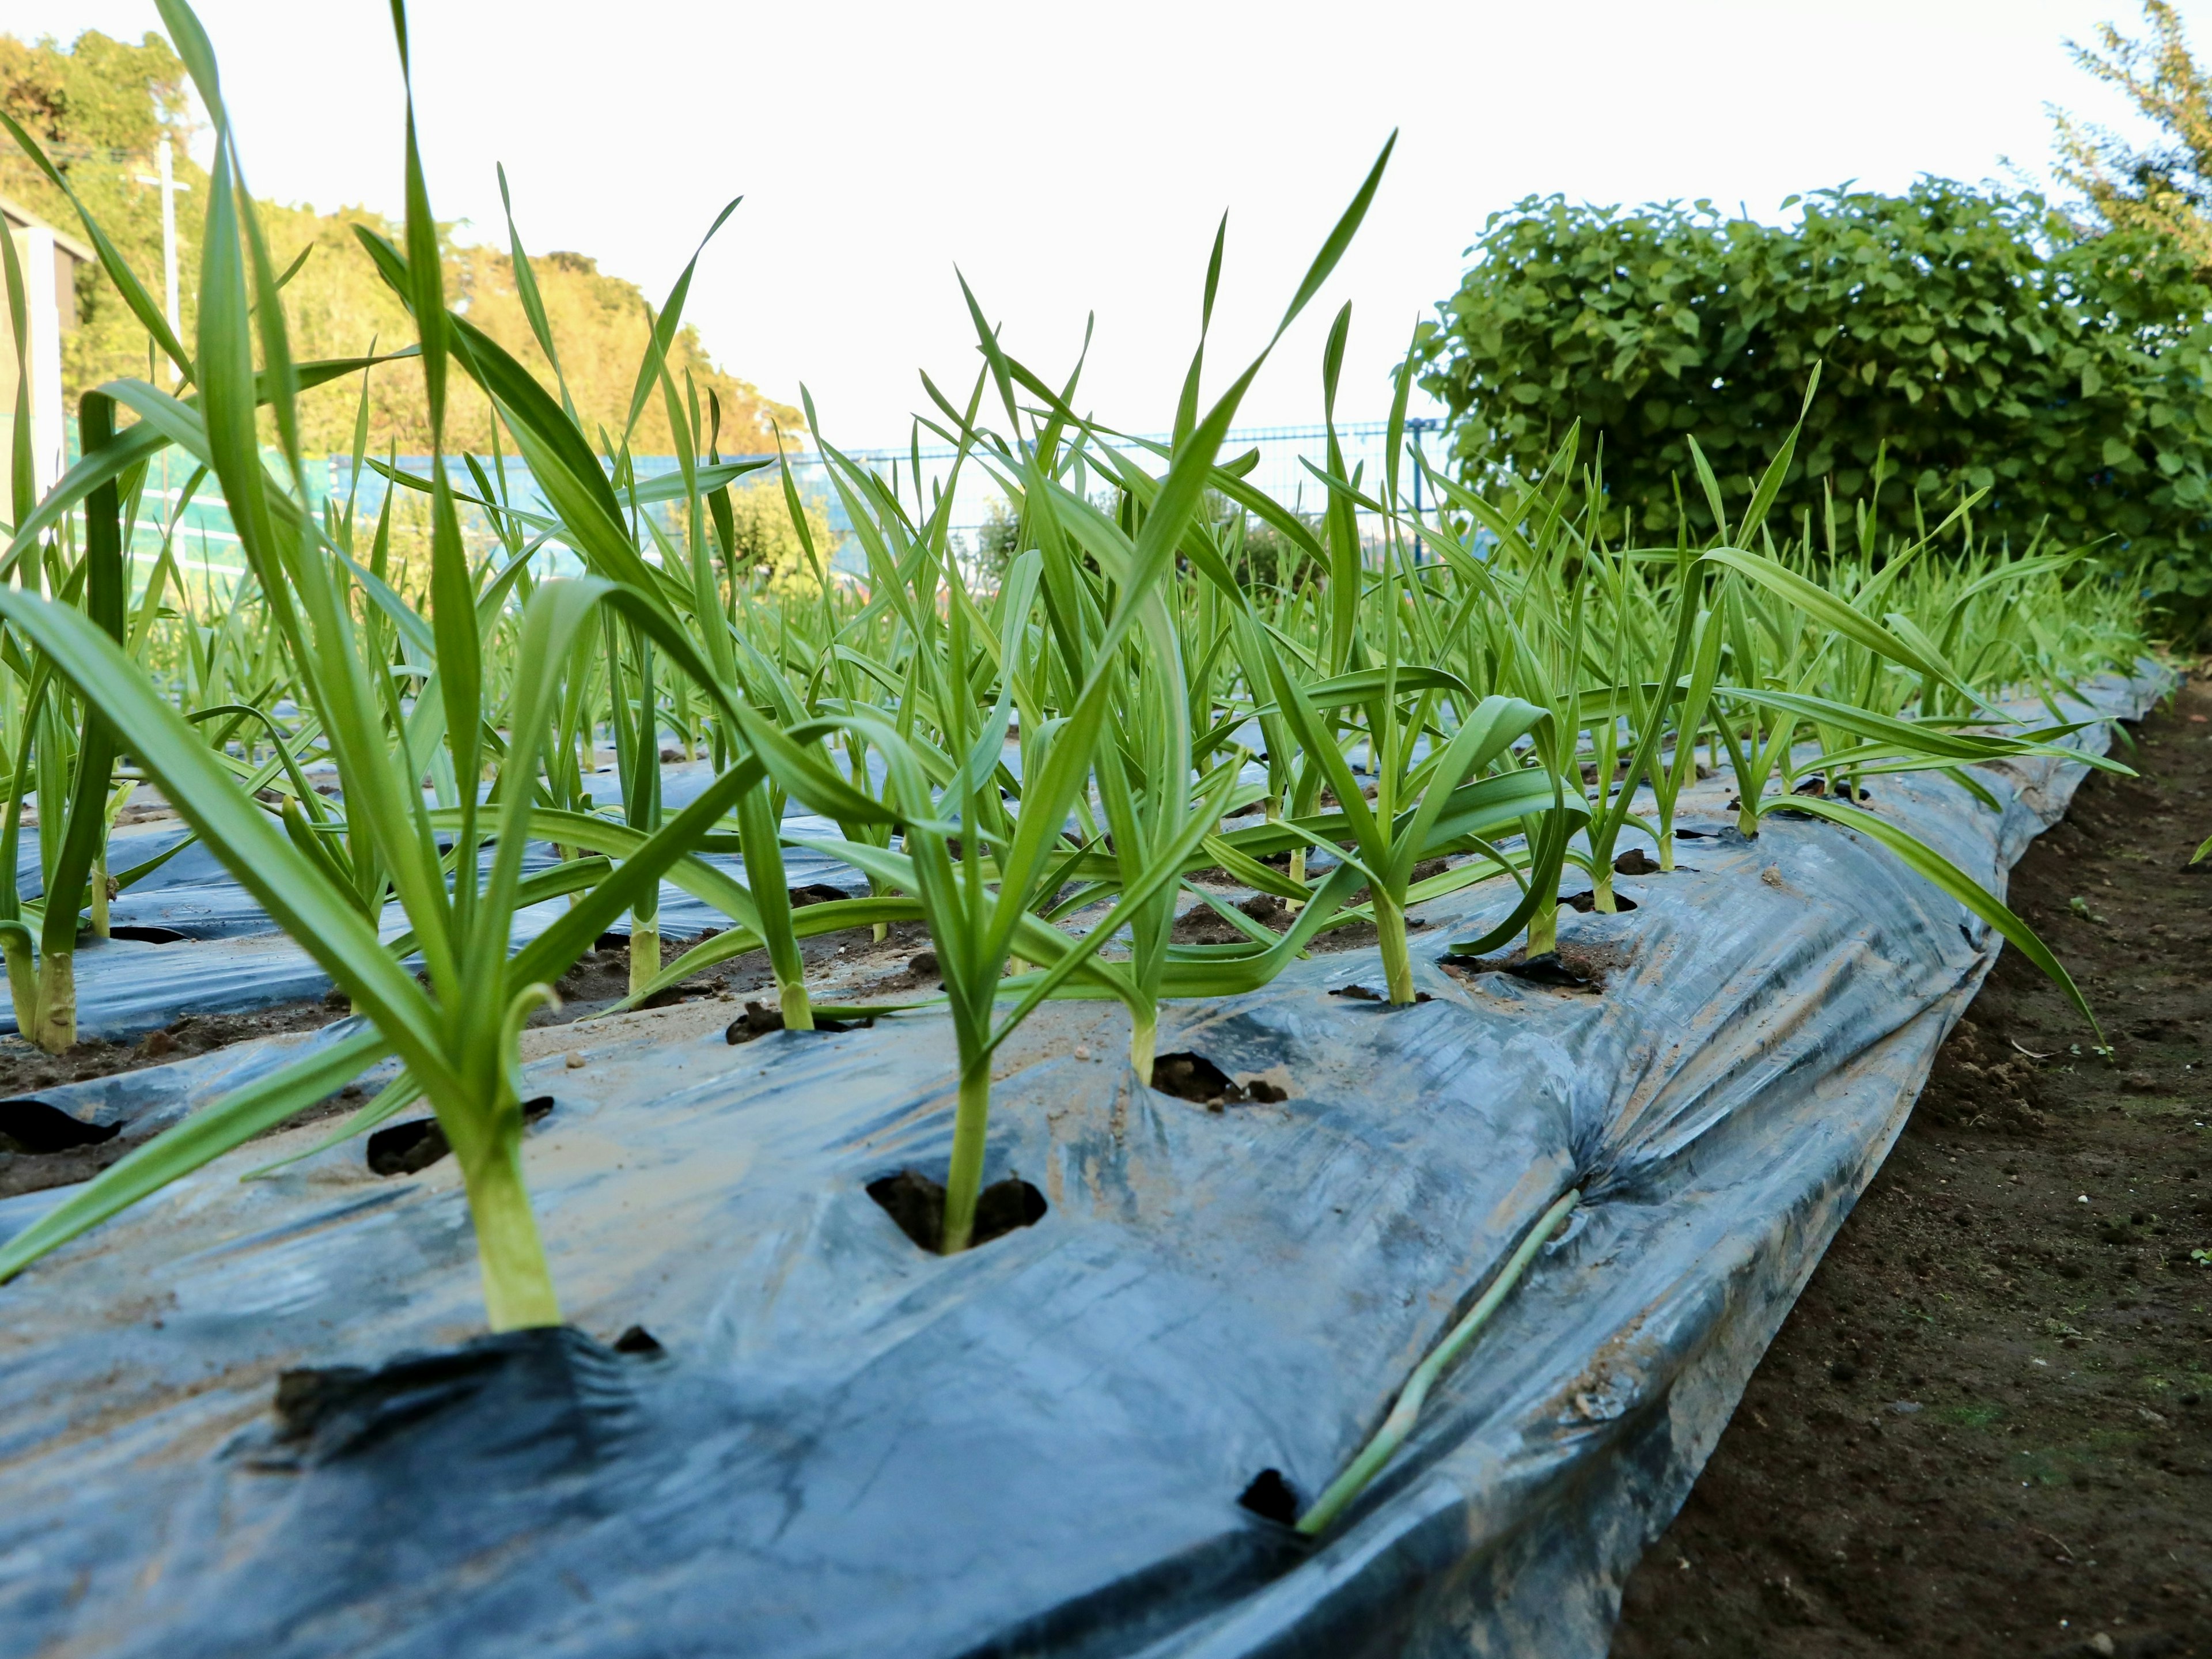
xmin=718 ymin=476 xmax=835 ymax=597
xmin=2 ymin=28 xmax=798 ymax=458
xmin=1410 ymin=181 xmax=2212 ymax=609
xmin=2054 ymin=1 xmax=2212 ymax=276
xmin=1 ymin=30 xmax=195 ymax=393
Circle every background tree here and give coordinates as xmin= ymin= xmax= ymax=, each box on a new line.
xmin=2053 ymin=1 xmax=2212 ymax=275
xmin=2 ymin=28 xmax=798 ymax=459
xmin=718 ymin=476 xmax=836 ymax=596
xmin=1 ymin=30 xmax=198 ymax=394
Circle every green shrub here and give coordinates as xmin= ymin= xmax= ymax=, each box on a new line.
xmin=1411 ymin=180 xmax=2212 ymax=616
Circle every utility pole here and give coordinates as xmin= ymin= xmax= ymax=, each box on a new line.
xmin=131 ymin=136 xmax=189 ymax=385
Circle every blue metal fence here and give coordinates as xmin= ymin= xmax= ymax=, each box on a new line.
xmin=59 ymin=416 xmax=1431 ymax=595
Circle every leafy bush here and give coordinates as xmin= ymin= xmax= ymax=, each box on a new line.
xmin=964 ymin=498 xmax=1022 ymax=580
xmin=719 ymin=476 xmax=835 ymax=596
xmin=1411 ymin=180 xmax=2212 ymax=613
xmin=1221 ymin=502 xmax=1319 ymax=594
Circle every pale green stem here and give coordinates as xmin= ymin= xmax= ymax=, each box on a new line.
xmin=1286 ymin=844 xmax=1307 ymax=913
xmin=1375 ymin=890 xmax=1416 ymax=1005
xmin=1590 ymin=868 xmax=1616 ymax=914
xmin=1657 ymin=830 xmax=1676 ymax=873
xmin=627 ymin=919 xmax=660 ymax=999
xmin=89 ymin=855 xmax=109 ymax=938
xmin=778 ymin=975 xmax=814 ymax=1032
xmin=1527 ymin=895 xmax=1559 ymax=957
xmin=1129 ymin=1003 xmax=1157 ymax=1085
xmin=940 ymin=1058 xmax=994 ymax=1255
xmin=1296 ymin=1188 xmax=1579 ymax=1536
xmin=32 ymin=952 xmax=73 ymax=1054
xmin=459 ymin=1138 xmax=562 ymax=1332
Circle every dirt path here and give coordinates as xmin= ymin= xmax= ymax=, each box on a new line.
xmin=1611 ymin=676 xmax=2212 ymax=1658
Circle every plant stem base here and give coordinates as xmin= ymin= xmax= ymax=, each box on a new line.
xmin=460 ymin=1138 xmax=562 ymax=1332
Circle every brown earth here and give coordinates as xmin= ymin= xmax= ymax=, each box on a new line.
xmin=1611 ymin=674 xmax=2212 ymax=1659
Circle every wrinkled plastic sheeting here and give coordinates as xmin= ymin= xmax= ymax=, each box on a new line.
xmin=15 ymin=741 xmax=1189 ymax=1039
xmin=0 ymin=833 xmax=868 ymax=1041
xmin=3 ymin=820 xmax=271 ymax=942
xmin=0 ymin=670 xmax=2166 ymax=1659
xmin=0 ymin=1017 xmax=367 ymax=1153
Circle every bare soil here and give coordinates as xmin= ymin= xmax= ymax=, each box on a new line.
xmin=1611 ymin=675 xmax=2212 ymax=1659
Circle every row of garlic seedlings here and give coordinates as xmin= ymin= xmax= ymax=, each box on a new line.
xmin=0 ymin=2 xmax=2143 ymax=1346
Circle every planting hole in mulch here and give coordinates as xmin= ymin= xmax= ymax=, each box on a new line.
xmin=0 ymin=1002 xmax=382 ymax=1198
xmin=1771 ymin=777 xmax=1877 ymax=821
xmin=106 ymin=925 xmax=192 ymax=944
xmin=1237 ymin=1467 xmax=1301 ymax=1527
xmin=1150 ymin=1051 xmax=1290 ymax=1109
xmin=1563 ymin=889 xmax=1639 ymax=913
xmin=1442 ymin=946 xmax=1610 ymax=991
xmin=723 ymin=1002 xmax=873 ymax=1045
xmin=366 ymin=1096 xmax=553 ymax=1177
xmin=0 ymin=1097 xmax=121 ymax=1153
xmin=611 ymin=1325 xmax=665 ymax=1357
xmin=1502 ymin=950 xmax=1594 ymax=987
xmin=1328 ymin=984 xmax=1434 ymax=1006
xmin=1791 ymin=775 xmax=1873 ymax=801
xmin=866 ymin=1168 xmax=1047 ymax=1252
xmin=1610 ymin=847 xmax=1695 ymax=878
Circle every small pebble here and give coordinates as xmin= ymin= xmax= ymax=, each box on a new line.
xmin=1073 ymin=1045 xmax=1091 ymax=1062
xmin=565 ymin=1052 xmax=586 ymax=1069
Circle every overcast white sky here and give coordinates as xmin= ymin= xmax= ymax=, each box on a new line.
xmin=10 ymin=1 xmax=2205 ymax=442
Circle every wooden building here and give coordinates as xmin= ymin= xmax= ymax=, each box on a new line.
xmin=1 ymin=196 xmax=96 ymax=523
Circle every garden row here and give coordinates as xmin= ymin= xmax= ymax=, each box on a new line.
xmin=0 ymin=2 xmax=2161 ymax=1643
